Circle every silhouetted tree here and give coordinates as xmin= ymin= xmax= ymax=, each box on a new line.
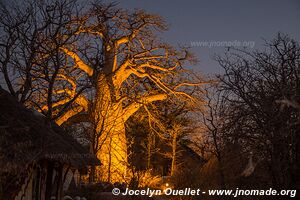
xmin=217 ymin=34 xmax=300 ymax=189
xmin=200 ymin=85 xmax=227 ymax=189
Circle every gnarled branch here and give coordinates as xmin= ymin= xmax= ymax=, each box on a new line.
xmin=60 ymin=47 xmax=94 ymax=76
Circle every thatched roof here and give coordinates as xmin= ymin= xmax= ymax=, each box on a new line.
xmin=0 ymin=88 xmax=100 ymax=174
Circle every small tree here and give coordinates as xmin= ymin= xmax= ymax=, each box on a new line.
xmin=199 ymin=85 xmax=227 ymax=188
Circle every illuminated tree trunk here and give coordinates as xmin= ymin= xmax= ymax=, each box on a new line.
xmin=97 ymin=115 xmax=127 ymax=182
xmin=92 ymin=58 xmax=128 ymax=182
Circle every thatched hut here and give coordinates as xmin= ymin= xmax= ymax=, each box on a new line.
xmin=0 ymin=88 xmax=100 ymax=200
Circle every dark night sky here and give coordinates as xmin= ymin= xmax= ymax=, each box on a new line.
xmin=116 ymin=0 xmax=300 ymax=75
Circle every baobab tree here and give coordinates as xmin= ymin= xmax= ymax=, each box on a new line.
xmin=58 ymin=3 xmax=201 ymax=182
xmin=0 ymin=1 xmax=202 ymax=182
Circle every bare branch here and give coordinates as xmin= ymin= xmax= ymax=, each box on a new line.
xmin=123 ymin=94 xmax=168 ymax=121
xmin=60 ymin=47 xmax=94 ymax=76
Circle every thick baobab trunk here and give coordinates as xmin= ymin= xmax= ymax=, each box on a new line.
xmin=98 ymin=117 xmax=127 ymax=182
xmin=93 ymin=74 xmax=128 ymax=182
